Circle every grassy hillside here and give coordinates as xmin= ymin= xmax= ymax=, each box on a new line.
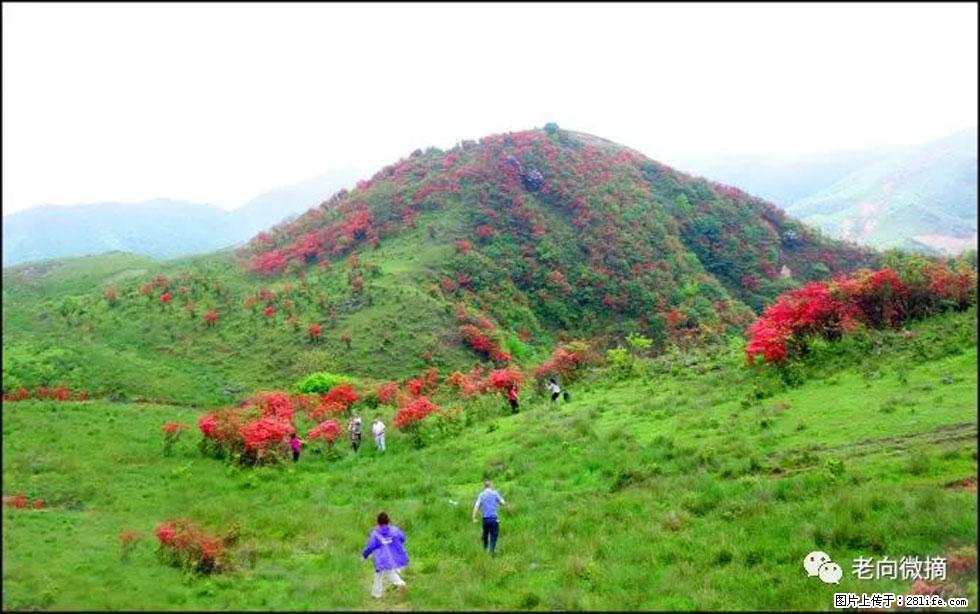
xmin=2 ymin=127 xmax=878 ymax=405
xmin=3 ymin=308 xmax=976 ymax=610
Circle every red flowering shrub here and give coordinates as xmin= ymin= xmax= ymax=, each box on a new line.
xmin=161 ymin=421 xmax=186 ymax=456
xmin=323 ymin=384 xmax=359 ymax=410
xmin=534 ymin=347 xmax=582 ymax=381
xmin=203 ymin=310 xmax=219 ymax=327
xmin=104 ymin=287 xmax=118 ymax=304
xmin=459 ymin=325 xmax=510 ymax=363
xmin=3 ymin=493 xmax=29 ymax=509
xmin=475 ymin=224 xmax=496 ymax=239
xmin=3 ymin=385 xmax=90 ymax=402
xmin=198 ymin=408 xmax=250 ymax=457
xmin=303 ymin=384 xmax=359 ymax=421
xmin=308 ymin=323 xmax=323 ymax=341
xmin=377 ymin=382 xmax=399 ymax=405
xmin=440 ymin=276 xmax=459 ymax=293
xmin=3 ymin=387 xmax=30 ymax=401
xmin=445 ymin=367 xmax=489 ymax=397
xmin=405 ymin=378 xmax=424 ymax=397
xmin=290 ymin=393 xmax=318 ymax=416
xmin=308 ymin=420 xmax=342 ymax=447
xmin=394 ymin=396 xmax=441 ymax=429
xmin=307 ymin=400 xmax=348 ymax=421
xmin=250 ymin=391 xmax=295 ymax=421
xmin=160 ymin=292 xmax=173 ymax=304
xmin=263 ymin=306 xmax=275 ymax=318
xmin=454 ymin=239 xmax=473 ymax=253
xmin=487 ymin=367 xmax=525 ymax=391
xmin=746 ymin=263 xmax=977 ymax=364
xmin=239 ymin=415 xmax=293 ymax=463
xmin=139 ymin=283 xmax=153 ymax=296
xmin=155 ymin=518 xmax=232 ymax=574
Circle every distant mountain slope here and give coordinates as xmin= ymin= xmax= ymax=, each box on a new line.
xmin=1 ymin=171 xmax=360 ymax=266
xmin=675 ymin=149 xmax=887 ymax=207
xmin=786 ymin=129 xmax=977 ymax=254
xmin=232 ymin=169 xmax=364 ymax=236
xmin=675 ymin=129 xmax=978 ymax=255
xmin=1 ymin=199 xmax=242 ymax=265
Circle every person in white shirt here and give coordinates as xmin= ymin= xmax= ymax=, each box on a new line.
xmin=372 ymin=417 xmax=386 ymax=453
xmin=546 ymin=378 xmax=561 ymax=407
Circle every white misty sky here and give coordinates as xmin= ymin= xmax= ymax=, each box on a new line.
xmin=2 ymin=2 xmax=977 ymax=215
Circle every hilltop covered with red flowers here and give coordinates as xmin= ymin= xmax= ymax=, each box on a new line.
xmin=238 ymin=126 xmax=875 ymax=347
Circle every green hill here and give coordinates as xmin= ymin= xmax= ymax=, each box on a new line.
xmin=3 ymin=308 xmax=976 ymax=610
xmin=2 ymin=127 xmax=875 ymax=404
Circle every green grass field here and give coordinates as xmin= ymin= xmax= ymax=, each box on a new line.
xmin=3 ymin=309 xmax=976 ymax=610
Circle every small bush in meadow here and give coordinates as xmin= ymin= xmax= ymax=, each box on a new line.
xmin=155 ymin=518 xmax=233 ymax=574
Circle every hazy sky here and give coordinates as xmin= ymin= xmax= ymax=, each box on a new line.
xmin=3 ymin=3 xmax=977 ymax=215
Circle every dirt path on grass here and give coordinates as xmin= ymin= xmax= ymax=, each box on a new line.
xmin=767 ymin=422 xmax=978 ymax=476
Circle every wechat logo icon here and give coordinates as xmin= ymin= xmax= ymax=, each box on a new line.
xmin=804 ymin=551 xmax=842 ymax=584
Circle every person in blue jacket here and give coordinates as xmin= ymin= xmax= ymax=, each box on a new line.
xmin=472 ymin=480 xmax=507 ymax=556
xmin=361 ymin=512 xmax=409 ymax=599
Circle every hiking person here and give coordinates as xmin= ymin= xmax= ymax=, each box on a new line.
xmin=348 ymin=415 xmax=363 ymax=452
xmin=546 ymin=377 xmax=561 ymax=407
xmin=472 ymin=480 xmax=506 ymax=556
xmin=289 ymin=431 xmax=302 ymax=462
xmin=507 ymin=385 xmax=520 ymax=414
xmin=372 ymin=417 xmax=386 ymax=453
xmin=362 ymin=512 xmax=409 ymax=599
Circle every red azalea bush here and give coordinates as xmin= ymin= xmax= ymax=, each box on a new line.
xmin=160 ymin=292 xmax=173 ymax=304
xmin=161 ymin=421 xmax=185 ymax=455
xmin=203 ymin=310 xmax=219 ymax=327
xmin=239 ymin=415 xmax=294 ymax=462
xmin=308 ymin=419 xmax=342 ymax=447
xmin=322 ymin=384 xmax=359 ymax=410
xmin=459 ymin=325 xmax=511 ymax=363
xmin=487 ymin=367 xmax=525 ymax=391
xmin=3 ymin=493 xmax=29 ymax=509
xmin=2 ymin=493 xmax=43 ymax=510
xmin=303 ymin=384 xmax=358 ymax=421
xmin=393 ymin=396 xmax=441 ymax=429
xmin=308 ymin=323 xmax=323 ymax=341
xmin=250 ymin=391 xmax=295 ymax=421
xmin=746 ymin=263 xmax=977 ymax=364
xmin=4 ymin=385 xmax=88 ymax=402
xmin=377 ymin=381 xmax=399 ymax=405
xmin=445 ymin=367 xmax=489 ymax=397
xmin=155 ymin=518 xmax=232 ymax=574
xmin=263 ymin=306 xmax=275 ymax=318
xmin=405 ymin=378 xmax=424 ymax=397
xmin=534 ymin=346 xmax=584 ymax=381
xmin=2 ymin=387 xmax=30 ymax=402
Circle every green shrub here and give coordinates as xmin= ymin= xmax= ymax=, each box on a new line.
xmin=293 ymin=372 xmax=352 ymax=394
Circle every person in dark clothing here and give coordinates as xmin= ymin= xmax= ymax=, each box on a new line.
xmin=507 ymin=386 xmax=520 ymax=414
xmin=348 ymin=415 xmax=363 ymax=452
xmin=547 ymin=378 xmax=561 ymax=407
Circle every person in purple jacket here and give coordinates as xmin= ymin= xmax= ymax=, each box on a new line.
xmin=361 ymin=512 xmax=409 ymax=599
